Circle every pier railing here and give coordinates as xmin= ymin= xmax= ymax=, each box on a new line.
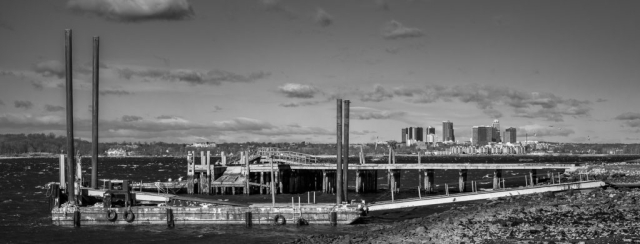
xmin=256 ymin=148 xmax=319 ymax=164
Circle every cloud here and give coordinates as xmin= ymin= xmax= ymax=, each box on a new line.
xmin=351 ymin=107 xmax=406 ymax=120
xmin=156 ymin=115 xmax=181 ymax=120
xmin=122 ymin=115 xmax=143 ymax=122
xmin=615 ymin=112 xmax=640 ymax=127
xmin=44 ymin=105 xmax=65 ymax=112
xmin=100 ymin=89 xmax=132 ymax=96
xmin=279 ymin=101 xmax=321 ymax=107
xmin=374 ymin=0 xmax=390 ymax=11
xmin=596 ymin=98 xmax=608 ymax=103
xmin=260 ymin=0 xmax=298 ymax=19
xmin=360 ymin=84 xmax=394 ymax=102
xmin=393 ymin=84 xmax=592 ymax=121
xmin=381 ymin=20 xmax=423 ymax=39
xmin=277 ymin=83 xmax=320 ymax=98
xmin=211 ymin=106 xmax=223 ymax=112
xmin=517 ymin=125 xmax=575 ymax=137
xmin=117 ymin=68 xmax=270 ymax=85
xmin=66 ymin=0 xmax=195 ymax=22
xmin=315 ymin=8 xmax=333 ymax=27
xmin=14 ymin=100 xmax=33 ymax=110
xmin=33 ymin=60 xmax=65 ymax=78
xmin=0 ymin=113 xmax=66 ymax=130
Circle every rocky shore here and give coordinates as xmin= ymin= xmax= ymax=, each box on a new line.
xmin=291 ymin=187 xmax=640 ymax=243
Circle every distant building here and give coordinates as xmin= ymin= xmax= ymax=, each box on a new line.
xmin=492 ymin=120 xmax=501 ymax=142
xmin=426 ymin=126 xmax=435 ymax=135
xmin=401 ymin=128 xmax=408 ymax=143
xmin=106 ymin=148 xmax=128 ymax=157
xmin=504 ymin=127 xmax=517 ymax=143
xmin=191 ymin=142 xmax=217 ymax=148
xmin=472 ymin=126 xmax=492 ymax=146
xmin=442 ymin=121 xmax=455 ymax=142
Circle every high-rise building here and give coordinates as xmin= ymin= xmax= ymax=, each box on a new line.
xmin=426 ymin=126 xmax=435 ymax=135
xmin=401 ymin=128 xmax=408 ymax=143
xmin=442 ymin=121 xmax=455 ymax=142
xmin=472 ymin=126 xmax=492 ymax=146
xmin=504 ymin=127 xmax=517 ymax=143
xmin=492 ymin=120 xmax=501 ymax=142
xmin=414 ymin=127 xmax=424 ymax=141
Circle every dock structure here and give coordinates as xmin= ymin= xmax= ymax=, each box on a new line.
xmin=178 ymin=148 xmax=577 ymax=197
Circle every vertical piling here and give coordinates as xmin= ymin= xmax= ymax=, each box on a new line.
xmin=91 ymin=36 xmax=99 ymax=189
xmin=493 ymin=169 xmax=502 ymax=189
xmin=64 ymin=29 xmax=75 ymax=204
xmin=59 ymin=154 xmax=66 ymax=189
xmin=459 ymin=169 xmax=467 ymax=192
xmin=342 ymin=100 xmax=350 ymax=202
xmin=336 ymin=99 xmax=343 ymax=204
xmin=529 ymin=169 xmax=537 ymax=186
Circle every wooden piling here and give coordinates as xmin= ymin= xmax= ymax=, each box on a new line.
xmin=90 ymin=36 xmax=99 ymax=189
xmin=493 ymin=169 xmax=502 ymax=189
xmin=64 ymin=29 xmax=75 ymax=204
xmin=342 ymin=100 xmax=350 ymax=202
xmin=336 ymin=99 xmax=343 ymax=204
xmin=459 ymin=169 xmax=467 ymax=192
xmin=529 ymin=169 xmax=537 ymax=186
xmin=424 ymin=169 xmax=434 ymax=193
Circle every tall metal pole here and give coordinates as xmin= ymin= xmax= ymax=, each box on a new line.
xmin=342 ymin=100 xmax=350 ymax=202
xmin=336 ymin=99 xmax=343 ymax=204
xmin=270 ymin=157 xmax=275 ymax=207
xmin=65 ymin=29 xmax=75 ymax=203
xmin=91 ymin=36 xmax=99 ymax=189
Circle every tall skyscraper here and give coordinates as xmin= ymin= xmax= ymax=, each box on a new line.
xmin=492 ymin=120 xmax=501 ymax=142
xmin=442 ymin=121 xmax=455 ymax=142
xmin=426 ymin=126 xmax=435 ymax=135
xmin=401 ymin=128 xmax=408 ymax=142
xmin=472 ymin=126 xmax=492 ymax=146
xmin=504 ymin=127 xmax=517 ymax=143
xmin=415 ymin=127 xmax=424 ymax=141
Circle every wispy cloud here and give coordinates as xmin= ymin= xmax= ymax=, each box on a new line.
xmin=596 ymin=98 xmax=608 ymax=103
xmin=67 ymin=0 xmax=195 ymax=22
xmin=351 ymin=107 xmax=406 ymax=120
xmin=122 ymin=115 xmax=143 ymax=122
xmin=118 ymin=68 xmax=270 ymax=85
xmin=518 ymin=124 xmax=575 ymax=137
xmin=14 ymin=100 xmax=33 ymax=110
xmin=279 ymin=101 xmax=321 ymax=107
xmin=44 ymin=104 xmax=65 ymax=112
xmin=315 ymin=8 xmax=333 ymax=27
xmin=615 ymin=112 xmax=640 ymax=127
xmin=277 ymin=83 xmax=320 ymax=98
xmin=360 ymin=84 xmax=393 ymax=102
xmin=212 ymin=106 xmax=223 ymax=112
xmin=381 ymin=20 xmax=423 ymax=39
xmin=393 ymin=84 xmax=592 ymax=121
xmin=100 ymin=89 xmax=133 ymax=96
xmin=374 ymin=0 xmax=390 ymax=11
xmin=33 ymin=60 xmax=65 ymax=78
xmin=260 ymin=0 xmax=298 ymax=19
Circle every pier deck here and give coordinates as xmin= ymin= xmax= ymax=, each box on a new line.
xmin=368 ymin=180 xmax=605 ymax=211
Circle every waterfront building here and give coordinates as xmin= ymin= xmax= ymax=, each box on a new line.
xmin=504 ymin=127 xmax=517 ymax=143
xmin=426 ymin=126 xmax=435 ymax=135
xmin=426 ymin=134 xmax=436 ymax=143
xmin=492 ymin=120 xmax=501 ymax=142
xmin=472 ymin=126 xmax=493 ymax=146
xmin=401 ymin=128 xmax=408 ymax=143
xmin=442 ymin=120 xmax=455 ymax=142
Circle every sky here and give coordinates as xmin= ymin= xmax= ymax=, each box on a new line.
xmin=1 ymin=0 xmax=640 ymax=144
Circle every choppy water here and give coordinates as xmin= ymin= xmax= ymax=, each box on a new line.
xmin=0 ymin=157 xmax=562 ymax=243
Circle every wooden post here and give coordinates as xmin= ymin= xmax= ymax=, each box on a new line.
xmin=59 ymin=154 xmax=66 ymax=189
xmin=336 ymin=99 xmax=343 ymax=204
xmin=425 ymin=169 xmax=434 ymax=193
xmin=64 ymin=29 xmax=75 ymax=204
xmin=246 ymin=151 xmax=250 ymax=195
xmin=529 ymin=169 xmax=536 ymax=186
xmin=187 ymin=151 xmax=194 ymax=194
xmin=342 ymin=100 xmax=350 ymax=202
xmin=270 ymin=157 xmax=275 ymax=207
xmin=260 ymin=172 xmax=264 ymax=195
xmin=90 ymin=36 xmax=99 ymax=189
xmin=459 ymin=169 xmax=467 ymax=192
xmin=206 ymin=151 xmax=211 ymax=195
xmin=493 ymin=169 xmax=502 ymax=189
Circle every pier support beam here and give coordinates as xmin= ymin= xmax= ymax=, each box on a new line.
xmin=529 ymin=169 xmax=537 ymax=186
xmin=493 ymin=169 xmax=502 ymax=189
xmin=424 ymin=169 xmax=434 ymax=193
xmin=388 ymin=169 xmax=401 ymax=193
xmin=459 ymin=169 xmax=467 ymax=193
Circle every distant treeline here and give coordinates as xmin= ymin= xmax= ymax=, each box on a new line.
xmin=1 ymin=133 xmax=639 ymax=157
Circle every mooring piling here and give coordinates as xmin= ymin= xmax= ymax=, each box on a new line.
xmin=64 ymin=29 xmax=75 ymax=204
xmin=336 ymin=99 xmax=343 ymax=204
xmin=91 ymin=36 xmax=99 ymax=189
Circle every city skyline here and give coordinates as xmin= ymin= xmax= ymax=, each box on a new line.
xmin=1 ymin=0 xmax=640 ymax=144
